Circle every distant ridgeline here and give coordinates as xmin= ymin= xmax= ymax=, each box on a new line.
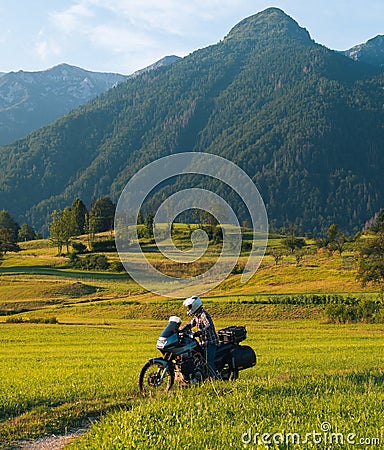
xmin=0 ymin=56 xmax=180 ymax=146
xmin=0 ymin=64 xmax=127 ymax=146
xmin=0 ymin=8 xmax=383 ymax=235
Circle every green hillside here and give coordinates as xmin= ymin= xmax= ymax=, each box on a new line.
xmin=0 ymin=8 xmax=383 ymax=234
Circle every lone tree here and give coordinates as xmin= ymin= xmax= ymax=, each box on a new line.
xmin=0 ymin=227 xmax=20 ymax=254
xmin=144 ymin=213 xmax=155 ymax=239
xmin=270 ymin=247 xmax=284 ymax=265
xmin=0 ymin=210 xmax=20 ymax=254
xmin=315 ymin=223 xmax=347 ymax=254
xmin=18 ymin=223 xmax=37 ymax=242
xmin=0 ymin=210 xmax=19 ymax=241
xmin=356 ymin=234 xmax=384 ymax=293
xmin=282 ymin=236 xmax=306 ymax=254
xmin=88 ymin=197 xmax=116 ymax=235
xmin=50 ymin=210 xmax=65 ymax=254
xmin=49 ymin=207 xmax=78 ymax=254
xmin=326 ymin=223 xmax=346 ymax=254
xmin=71 ymin=198 xmax=88 ymax=235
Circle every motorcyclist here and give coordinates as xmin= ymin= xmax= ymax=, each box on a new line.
xmin=181 ymin=295 xmax=220 ymax=379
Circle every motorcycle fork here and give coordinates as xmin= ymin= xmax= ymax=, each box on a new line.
xmin=158 ymin=367 xmax=168 ymax=382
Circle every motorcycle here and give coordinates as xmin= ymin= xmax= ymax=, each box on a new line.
xmin=139 ymin=316 xmax=256 ymax=393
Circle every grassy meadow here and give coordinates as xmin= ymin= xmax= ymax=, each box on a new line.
xmin=1 ymin=321 xmax=383 ymax=449
xmin=0 ymin=229 xmax=383 ymax=448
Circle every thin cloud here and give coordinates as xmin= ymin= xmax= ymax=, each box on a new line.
xmin=34 ymin=30 xmax=61 ymax=62
xmin=89 ymin=24 xmax=159 ymax=54
xmin=51 ymin=3 xmax=95 ymax=34
xmin=7 ymin=0 xmax=381 ymax=73
xmin=85 ymin=0 xmax=247 ymax=37
xmin=48 ymin=0 xmax=251 ymax=53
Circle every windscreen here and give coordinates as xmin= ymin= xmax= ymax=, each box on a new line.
xmin=160 ymin=321 xmax=180 ymax=338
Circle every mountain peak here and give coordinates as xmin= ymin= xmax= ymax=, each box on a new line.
xmin=0 ymin=64 xmax=127 ymax=146
xmin=128 ymin=55 xmax=181 ymax=79
xmin=225 ymin=8 xmax=312 ymax=43
xmin=343 ymin=35 xmax=384 ymax=67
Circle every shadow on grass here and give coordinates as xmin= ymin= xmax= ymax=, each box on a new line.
xmin=346 ymin=370 xmax=384 ymax=386
xmin=0 ymin=266 xmax=130 ymax=280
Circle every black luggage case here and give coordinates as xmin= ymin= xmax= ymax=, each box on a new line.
xmin=231 ymin=345 xmax=256 ymax=370
xmin=218 ymin=326 xmax=247 ymax=344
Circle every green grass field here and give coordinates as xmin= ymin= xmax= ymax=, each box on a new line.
xmin=0 ymin=321 xmax=383 ymax=449
xmin=0 ymin=233 xmax=383 ymax=448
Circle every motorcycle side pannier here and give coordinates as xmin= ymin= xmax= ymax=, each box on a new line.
xmin=230 ymin=345 xmax=256 ymax=370
xmin=218 ymin=326 xmax=247 ymax=344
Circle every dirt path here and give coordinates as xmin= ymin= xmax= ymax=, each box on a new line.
xmin=15 ymin=429 xmax=86 ymax=450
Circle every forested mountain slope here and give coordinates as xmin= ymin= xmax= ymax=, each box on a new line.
xmin=0 ymin=8 xmax=383 ymax=234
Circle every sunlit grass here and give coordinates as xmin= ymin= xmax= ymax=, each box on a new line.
xmin=1 ymin=320 xmax=383 ymax=448
xmin=0 ymin=232 xmax=382 ymax=447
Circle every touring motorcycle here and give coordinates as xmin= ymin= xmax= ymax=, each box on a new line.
xmin=139 ymin=316 xmax=256 ymax=393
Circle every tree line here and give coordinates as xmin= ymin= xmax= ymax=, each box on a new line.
xmin=1 ymin=200 xmax=383 ymax=294
xmin=0 ymin=195 xmax=117 ymax=256
xmin=268 ymin=222 xmax=353 ymax=266
xmin=49 ymin=196 xmax=115 ymax=254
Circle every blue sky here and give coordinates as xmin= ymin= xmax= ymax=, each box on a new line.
xmin=0 ymin=0 xmax=382 ymax=74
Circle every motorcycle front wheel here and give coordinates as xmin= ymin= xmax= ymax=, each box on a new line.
xmin=138 ymin=360 xmax=174 ymax=394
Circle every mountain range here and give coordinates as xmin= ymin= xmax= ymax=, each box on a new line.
xmin=0 ymin=56 xmax=180 ymax=146
xmin=0 ymin=8 xmax=383 ymax=235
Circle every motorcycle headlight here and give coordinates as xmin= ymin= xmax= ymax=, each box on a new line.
xmin=156 ymin=337 xmax=167 ymax=349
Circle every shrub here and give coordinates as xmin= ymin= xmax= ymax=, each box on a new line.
xmin=344 ymin=305 xmax=361 ymax=323
xmin=375 ymin=308 xmax=384 ymax=323
xmin=109 ymin=261 xmax=125 ymax=273
xmin=326 ymin=304 xmax=349 ymax=323
xmin=90 ymin=240 xmax=116 ymax=252
xmin=137 ymin=227 xmax=148 ymax=239
xmin=326 ymin=298 xmax=383 ymax=323
xmin=241 ymin=241 xmax=252 ymax=252
xmin=82 ymin=254 xmax=110 ymax=270
xmin=231 ymin=263 xmax=245 ymax=274
xmin=5 ymin=316 xmax=24 ymax=324
xmin=358 ymin=298 xmax=381 ymax=323
xmin=212 ymin=226 xmax=223 ymax=244
xmin=68 ymin=253 xmax=81 ymax=268
xmin=72 ymin=242 xmax=88 ymax=254
xmin=5 ymin=316 xmax=58 ymax=324
xmin=54 ymin=282 xmax=98 ymax=297
xmin=67 ymin=253 xmax=110 ymax=271
xmin=29 ymin=317 xmax=58 ymax=324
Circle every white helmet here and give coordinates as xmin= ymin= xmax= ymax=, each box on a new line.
xmin=183 ymin=295 xmax=203 ymax=316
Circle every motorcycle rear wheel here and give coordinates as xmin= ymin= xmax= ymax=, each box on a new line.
xmin=139 ymin=360 xmax=174 ymax=394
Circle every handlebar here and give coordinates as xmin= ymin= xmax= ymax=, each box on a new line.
xmin=178 ymin=329 xmax=194 ymax=339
